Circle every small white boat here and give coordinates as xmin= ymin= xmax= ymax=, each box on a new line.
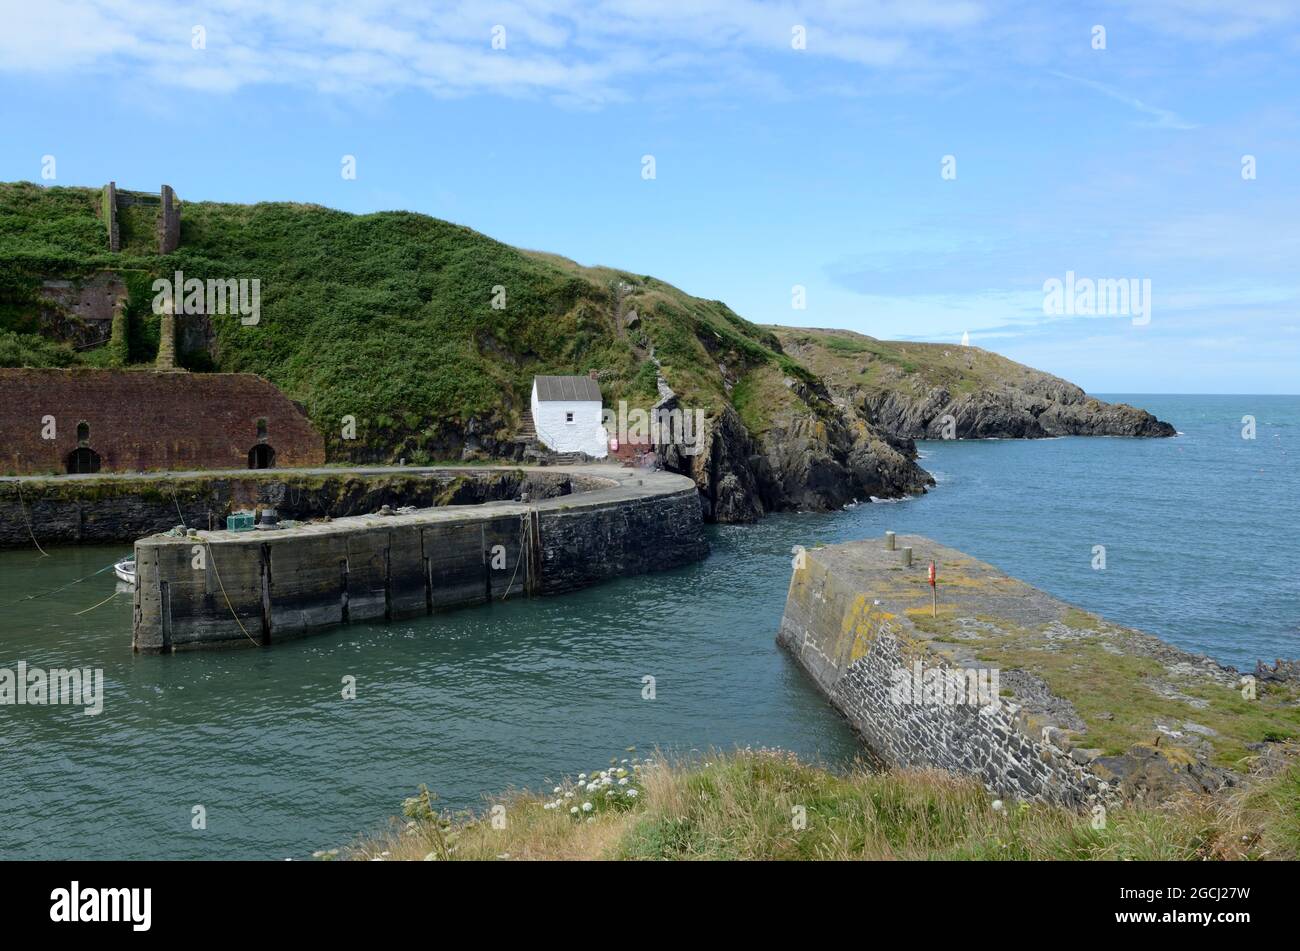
xmin=114 ymin=555 xmax=136 ymax=586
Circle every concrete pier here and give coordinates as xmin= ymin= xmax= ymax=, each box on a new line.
xmin=133 ymin=466 xmax=707 ymax=652
xmin=778 ymin=534 xmax=1300 ymax=805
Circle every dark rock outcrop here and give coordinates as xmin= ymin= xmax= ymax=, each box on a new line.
xmin=863 ymin=385 xmax=1175 ymax=440
xmin=663 ymin=395 xmax=933 ymax=524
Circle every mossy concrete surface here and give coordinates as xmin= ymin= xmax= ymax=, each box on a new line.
xmin=133 ymin=465 xmax=708 ymax=651
xmin=779 ymin=534 xmax=1300 ymax=805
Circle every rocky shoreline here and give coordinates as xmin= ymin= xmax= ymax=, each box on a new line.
xmin=659 ymin=357 xmax=1173 ymax=524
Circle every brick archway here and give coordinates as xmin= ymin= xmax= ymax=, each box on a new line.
xmin=248 ymin=444 xmax=276 ymax=469
xmin=66 ymin=446 xmax=101 ymax=474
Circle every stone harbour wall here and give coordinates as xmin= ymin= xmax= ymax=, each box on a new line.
xmin=132 ymin=466 xmax=708 ymax=652
xmin=777 ymin=539 xmax=1096 ymax=806
xmin=776 ymin=534 xmax=1295 ymax=807
xmin=0 ymin=467 xmax=598 ymax=548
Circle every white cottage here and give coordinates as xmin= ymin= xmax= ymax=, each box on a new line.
xmin=530 ymin=375 xmax=608 ymax=458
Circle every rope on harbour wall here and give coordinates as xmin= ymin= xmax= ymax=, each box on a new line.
xmin=11 ymin=482 xmax=51 ymax=557
xmin=164 ymin=478 xmax=187 ymax=529
xmin=205 ymin=542 xmax=263 ymax=647
xmin=502 ymin=508 xmax=533 ymax=600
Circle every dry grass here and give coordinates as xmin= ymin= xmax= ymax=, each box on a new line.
xmin=345 ymin=748 xmax=1300 ymax=862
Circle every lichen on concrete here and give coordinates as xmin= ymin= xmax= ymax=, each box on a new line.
xmin=778 ymin=534 xmax=1300 ymax=807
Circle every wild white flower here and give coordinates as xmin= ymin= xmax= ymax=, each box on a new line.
xmin=578 ymin=773 xmax=587 ymax=780
xmin=582 ymin=802 xmax=593 ymax=812
xmin=564 ymin=792 xmax=574 ymax=799
xmin=618 ymin=777 xmax=628 ymax=785
xmin=627 ymin=789 xmax=638 ymax=798
xmin=553 ymin=786 xmax=561 ymax=794
xmin=570 ymin=806 xmax=579 ymax=815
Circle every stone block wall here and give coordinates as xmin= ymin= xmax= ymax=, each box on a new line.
xmin=131 ymin=468 xmax=708 ymax=651
xmin=0 ymin=468 xmax=601 ymax=548
xmin=35 ymin=272 xmax=128 ymax=350
xmin=102 ymin=182 xmax=119 ymax=252
xmin=777 ymin=538 xmax=1097 ymax=806
xmin=158 ymin=185 xmax=180 ymax=254
xmin=101 ymin=182 xmax=179 ymax=253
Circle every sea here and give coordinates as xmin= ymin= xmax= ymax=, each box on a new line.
xmin=0 ymin=394 xmax=1295 ymax=859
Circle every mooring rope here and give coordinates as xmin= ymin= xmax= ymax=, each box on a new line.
xmin=164 ymin=479 xmax=187 ymax=529
xmin=502 ymin=509 xmax=532 ymax=600
xmin=11 ymin=482 xmax=50 ymax=557
xmin=73 ymin=589 xmax=122 ymax=616
xmin=205 ymin=542 xmax=262 ymax=647
xmin=12 ymin=560 xmax=118 ymax=604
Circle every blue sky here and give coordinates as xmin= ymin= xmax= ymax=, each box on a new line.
xmin=2 ymin=1 xmax=1298 ymax=393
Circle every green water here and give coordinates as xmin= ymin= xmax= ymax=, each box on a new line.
xmin=0 ymin=529 xmax=861 ymax=860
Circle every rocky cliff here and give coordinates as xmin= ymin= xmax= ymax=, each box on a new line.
xmin=773 ymin=327 xmax=1175 ymax=441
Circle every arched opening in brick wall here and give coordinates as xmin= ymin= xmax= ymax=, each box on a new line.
xmin=248 ymin=444 xmax=276 ymax=469
xmin=66 ymin=447 xmax=101 ymax=474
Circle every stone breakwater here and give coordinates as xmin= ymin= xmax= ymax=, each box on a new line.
xmin=777 ymin=535 xmax=1300 ymax=807
xmin=133 ymin=466 xmax=708 ymax=652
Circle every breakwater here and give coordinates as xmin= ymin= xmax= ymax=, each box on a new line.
xmin=132 ymin=466 xmax=707 ymax=651
xmin=778 ymin=534 xmax=1300 ymax=806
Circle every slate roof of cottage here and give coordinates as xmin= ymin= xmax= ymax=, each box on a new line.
xmin=533 ymin=375 xmax=602 ymax=402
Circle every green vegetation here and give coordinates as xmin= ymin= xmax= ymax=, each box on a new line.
xmin=907 ymin=604 xmax=1300 ymax=771
xmin=774 ymin=326 xmax=1051 ymax=397
xmin=351 ymin=748 xmax=1300 ymax=861
xmin=0 ymin=328 xmax=77 ymax=368
xmin=0 ymin=181 xmax=823 ymax=462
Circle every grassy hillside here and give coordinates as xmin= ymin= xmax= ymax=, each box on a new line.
xmin=772 ymin=326 xmax=1076 ymax=401
xmin=772 ymin=325 xmax=1173 ymax=439
xmin=0 ymin=181 xmax=815 ymax=463
xmin=348 ymin=748 xmax=1300 ymax=861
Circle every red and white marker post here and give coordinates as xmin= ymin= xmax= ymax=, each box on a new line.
xmin=928 ymin=560 xmax=937 ymax=617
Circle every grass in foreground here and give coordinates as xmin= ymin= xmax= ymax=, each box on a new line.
xmin=345 ymin=748 xmax=1300 ymax=861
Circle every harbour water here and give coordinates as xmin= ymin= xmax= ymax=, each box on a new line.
xmin=0 ymin=394 xmax=1295 ymax=859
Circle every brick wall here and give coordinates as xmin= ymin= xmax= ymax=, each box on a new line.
xmin=0 ymin=369 xmax=324 ymax=474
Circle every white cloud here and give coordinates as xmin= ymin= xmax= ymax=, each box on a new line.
xmin=1049 ymin=71 xmax=1197 ymax=131
xmin=4 ymin=1 xmax=1295 ymax=105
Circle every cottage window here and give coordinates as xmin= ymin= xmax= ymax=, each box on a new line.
xmin=565 ymin=411 xmax=575 ymax=424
